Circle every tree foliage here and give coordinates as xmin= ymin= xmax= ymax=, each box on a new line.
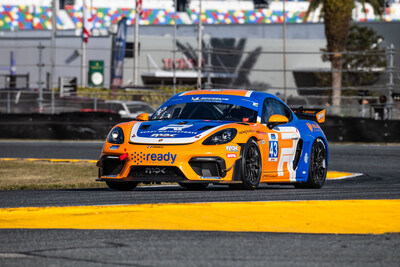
xmin=304 ymin=0 xmax=383 ymax=109
xmin=317 ymin=24 xmax=386 ymax=93
xmin=342 ymin=24 xmax=386 ymax=87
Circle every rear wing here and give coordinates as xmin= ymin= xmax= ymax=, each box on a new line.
xmin=292 ymin=107 xmax=326 ymax=123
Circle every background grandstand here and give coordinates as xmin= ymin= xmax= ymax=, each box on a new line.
xmin=0 ymin=0 xmax=399 ymax=31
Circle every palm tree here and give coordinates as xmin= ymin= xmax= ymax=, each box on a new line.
xmin=304 ymin=0 xmax=383 ymax=113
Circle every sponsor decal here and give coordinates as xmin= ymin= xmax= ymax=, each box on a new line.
xmin=238 ymin=129 xmax=255 ymax=134
xmin=151 ymin=133 xmax=176 ymax=137
xmin=306 ymin=122 xmax=322 ymax=132
xmin=200 ymin=176 xmax=221 ymax=179
xmin=131 ymin=151 xmax=177 ymax=164
xmin=144 ymin=129 xmax=199 ymax=135
xmin=147 ymin=145 xmax=164 ymax=148
xmin=191 ymin=96 xmax=229 ymax=103
xmin=145 ymin=167 xmax=166 ymax=174
xmin=226 ymin=153 xmax=237 ymax=158
xmin=316 ymin=110 xmax=326 ymax=123
xmin=317 ymin=111 xmax=325 ymax=121
xmin=253 ymin=102 xmax=259 ymax=107
xmin=109 ymin=145 xmax=120 ymax=150
xmin=268 ymin=133 xmax=279 ymax=161
xmin=159 ymin=124 xmax=193 ymax=131
xmin=226 ymin=145 xmax=239 ymax=152
xmin=260 ymin=140 xmax=265 ymax=145
xmin=304 ymin=152 xmax=308 ymax=164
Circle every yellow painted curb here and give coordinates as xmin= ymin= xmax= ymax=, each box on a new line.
xmin=0 ymin=200 xmax=399 ymax=234
xmin=326 ymin=171 xmax=362 ymax=180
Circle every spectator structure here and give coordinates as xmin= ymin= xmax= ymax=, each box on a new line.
xmin=0 ymin=0 xmax=399 ymax=30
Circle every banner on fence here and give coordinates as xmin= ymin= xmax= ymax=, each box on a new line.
xmin=111 ymin=18 xmax=127 ymax=89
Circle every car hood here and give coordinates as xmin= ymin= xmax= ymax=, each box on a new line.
xmin=129 ymin=120 xmax=230 ymax=144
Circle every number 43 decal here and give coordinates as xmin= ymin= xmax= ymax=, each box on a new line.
xmin=268 ymin=133 xmax=279 ymax=161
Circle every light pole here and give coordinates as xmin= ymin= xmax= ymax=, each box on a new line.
xmin=197 ymin=0 xmax=203 ymax=90
xmin=50 ymin=0 xmax=58 ymax=114
xmin=134 ymin=0 xmax=140 ymax=86
xmin=283 ymin=0 xmax=287 ymax=102
xmin=81 ymin=0 xmax=87 ymax=88
xmin=173 ymin=0 xmax=177 ymax=95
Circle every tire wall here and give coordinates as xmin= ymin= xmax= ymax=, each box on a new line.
xmin=1 ymin=113 xmax=400 ymax=142
xmin=321 ymin=116 xmax=400 ymax=143
xmin=0 ymin=113 xmax=127 ymax=140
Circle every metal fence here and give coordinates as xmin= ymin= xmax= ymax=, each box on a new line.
xmin=1 ymin=89 xmax=399 ymax=121
xmin=0 ymin=90 xmax=172 ymax=114
xmin=0 ymin=40 xmax=399 ymax=119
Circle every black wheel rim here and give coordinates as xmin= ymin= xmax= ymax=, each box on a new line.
xmin=245 ymin=143 xmax=261 ymax=183
xmin=312 ymin=142 xmax=326 ymax=181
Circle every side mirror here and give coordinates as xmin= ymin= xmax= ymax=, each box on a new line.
xmin=267 ymin=114 xmax=289 ymax=129
xmin=136 ymin=113 xmax=149 ymax=121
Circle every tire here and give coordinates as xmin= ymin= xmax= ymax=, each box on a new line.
xmin=234 ymin=138 xmax=262 ymax=190
xmin=294 ymin=138 xmax=327 ymax=189
xmin=106 ymin=181 xmax=138 ymax=191
xmin=179 ymin=183 xmax=209 ymax=190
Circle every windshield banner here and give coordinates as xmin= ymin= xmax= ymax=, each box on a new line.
xmin=161 ymin=94 xmax=259 ymax=111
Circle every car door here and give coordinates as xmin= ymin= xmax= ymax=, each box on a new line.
xmin=260 ymin=97 xmax=300 ymax=182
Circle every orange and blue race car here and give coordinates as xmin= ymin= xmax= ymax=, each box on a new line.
xmin=97 ymin=89 xmax=328 ymax=190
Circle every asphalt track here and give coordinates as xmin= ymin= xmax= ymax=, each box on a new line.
xmin=0 ymin=141 xmax=400 ymax=266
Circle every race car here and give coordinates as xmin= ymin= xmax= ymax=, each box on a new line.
xmin=97 ymin=89 xmax=328 ymax=190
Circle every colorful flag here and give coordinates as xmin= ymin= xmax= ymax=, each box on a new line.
xmin=82 ymin=3 xmax=92 ymax=43
xmin=136 ymin=0 xmax=143 ymax=17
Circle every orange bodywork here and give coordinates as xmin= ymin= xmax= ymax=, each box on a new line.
xmin=98 ymin=120 xmax=301 ymax=184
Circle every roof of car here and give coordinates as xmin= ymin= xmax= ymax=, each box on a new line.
xmin=180 ymin=90 xmax=253 ymax=97
xmin=179 ymin=89 xmax=278 ymax=101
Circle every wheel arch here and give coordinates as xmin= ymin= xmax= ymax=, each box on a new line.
xmin=295 ymin=134 xmax=329 ymax=182
xmin=232 ymin=136 xmax=261 ymax=183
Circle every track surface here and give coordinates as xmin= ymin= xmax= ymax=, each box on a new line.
xmin=0 ymin=141 xmax=399 ymax=266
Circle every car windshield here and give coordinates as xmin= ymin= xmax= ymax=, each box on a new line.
xmin=151 ymin=102 xmax=257 ymax=122
xmin=126 ymin=104 xmax=155 ymax=114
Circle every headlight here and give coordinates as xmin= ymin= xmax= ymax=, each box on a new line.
xmin=202 ymin=128 xmax=237 ymax=145
xmin=107 ymin=127 xmax=124 ymax=144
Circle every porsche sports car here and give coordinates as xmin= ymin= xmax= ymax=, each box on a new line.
xmin=97 ymin=89 xmax=328 ymax=190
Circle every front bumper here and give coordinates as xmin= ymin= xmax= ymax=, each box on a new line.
xmin=97 ymin=142 xmax=241 ymax=183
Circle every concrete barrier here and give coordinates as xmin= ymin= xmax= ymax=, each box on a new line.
xmin=1 ymin=113 xmax=399 ymax=142
xmin=321 ymin=116 xmax=400 ymax=143
xmin=0 ymin=112 xmax=126 ymax=140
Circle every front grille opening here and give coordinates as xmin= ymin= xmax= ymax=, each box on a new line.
xmin=102 ymin=157 xmax=125 ymax=176
xmin=189 ymin=161 xmax=221 ymax=177
xmin=128 ymin=166 xmax=186 ymax=182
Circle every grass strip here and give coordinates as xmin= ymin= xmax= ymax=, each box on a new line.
xmin=0 ymin=160 xmax=106 ymax=190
